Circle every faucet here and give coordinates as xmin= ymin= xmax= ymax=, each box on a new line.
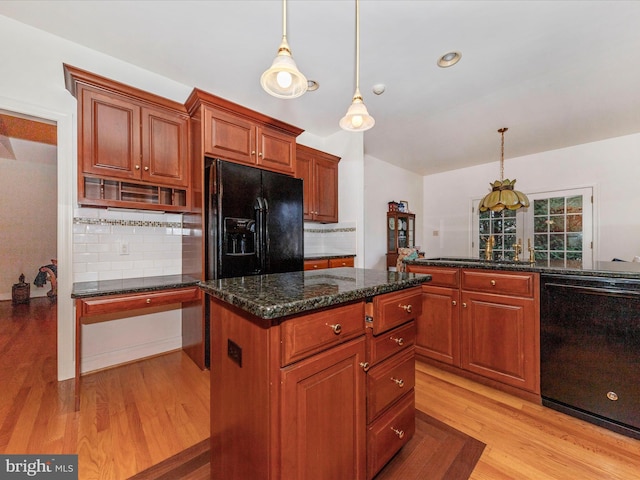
xmin=484 ymin=235 xmax=495 ymax=261
xmin=528 ymin=238 xmax=535 ymax=264
xmin=513 ymin=238 xmax=522 ymax=262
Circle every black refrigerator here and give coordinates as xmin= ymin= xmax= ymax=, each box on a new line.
xmin=205 ymin=158 xmax=304 ymax=281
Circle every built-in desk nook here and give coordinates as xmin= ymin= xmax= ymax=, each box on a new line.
xmin=71 ymin=275 xmax=200 ymax=410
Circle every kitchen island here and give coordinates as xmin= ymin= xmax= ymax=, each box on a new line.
xmin=199 ymin=268 xmax=429 ymax=480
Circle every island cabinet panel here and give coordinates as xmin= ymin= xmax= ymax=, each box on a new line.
xmin=281 ymin=337 xmax=367 ymax=480
xmin=281 ymin=301 xmax=365 ymax=366
xmin=364 ymin=288 xmax=419 ymax=480
xmin=370 ymin=286 xmax=422 ymax=334
xmin=406 ymin=264 xmax=540 ymax=399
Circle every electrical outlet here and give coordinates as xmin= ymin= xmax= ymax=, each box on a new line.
xmin=120 ymin=241 xmax=129 ymax=255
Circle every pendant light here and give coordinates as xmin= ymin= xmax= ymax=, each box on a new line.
xmin=261 ymin=0 xmax=308 ymax=99
xmin=479 ymin=128 xmax=530 ymax=212
xmin=340 ymin=0 xmax=375 ymax=131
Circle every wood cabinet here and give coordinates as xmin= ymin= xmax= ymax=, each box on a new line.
xmin=210 ymin=298 xmax=367 ymax=479
xmin=295 ymin=144 xmax=340 ymax=223
xmin=364 ymin=286 xmax=420 ymax=479
xmin=386 ymin=212 xmax=415 ymax=269
xmin=406 ymin=265 xmax=540 ymax=398
xmin=303 ymin=256 xmax=355 ymax=271
xmin=208 ymin=286 xmax=419 ymax=480
xmin=204 ymin=106 xmax=297 ymax=175
xmin=64 ymin=64 xmax=191 ymax=211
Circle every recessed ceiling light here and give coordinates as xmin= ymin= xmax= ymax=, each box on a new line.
xmin=307 ymin=80 xmax=319 ymax=91
xmin=372 ymin=84 xmax=386 ymax=95
xmin=437 ymin=51 xmax=462 ymax=68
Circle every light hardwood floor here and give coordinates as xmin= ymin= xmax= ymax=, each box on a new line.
xmin=1 ymin=298 xmax=638 ymax=479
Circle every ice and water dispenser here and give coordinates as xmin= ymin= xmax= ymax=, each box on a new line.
xmin=224 ymin=217 xmax=256 ymax=255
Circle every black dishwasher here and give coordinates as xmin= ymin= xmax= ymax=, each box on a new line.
xmin=540 ymin=273 xmax=640 ymax=439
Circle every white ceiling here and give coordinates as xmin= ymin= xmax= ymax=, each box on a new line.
xmin=2 ymin=0 xmax=640 ymax=175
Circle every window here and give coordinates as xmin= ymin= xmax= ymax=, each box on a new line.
xmin=472 ymin=187 xmax=593 ymax=267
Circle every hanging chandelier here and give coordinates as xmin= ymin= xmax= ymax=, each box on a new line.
xmin=339 ymin=0 xmax=375 ymax=131
xmin=479 ymin=128 xmax=530 ymax=212
xmin=260 ymin=0 xmax=308 ymax=99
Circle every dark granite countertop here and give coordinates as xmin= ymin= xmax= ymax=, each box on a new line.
xmin=199 ymin=267 xmax=430 ymax=320
xmin=304 ymin=253 xmax=356 ymax=260
xmin=72 ymin=274 xmax=200 ymax=298
xmin=405 ymin=257 xmax=640 ymax=280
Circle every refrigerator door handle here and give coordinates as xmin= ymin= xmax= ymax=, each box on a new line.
xmin=263 ymin=198 xmax=270 ymax=264
xmin=254 ymin=197 xmax=265 ymax=273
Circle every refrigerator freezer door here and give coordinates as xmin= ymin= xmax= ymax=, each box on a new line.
xmin=215 ymin=160 xmax=263 ymax=278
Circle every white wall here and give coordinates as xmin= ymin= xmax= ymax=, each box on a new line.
xmin=0 ymin=15 xmax=193 ymax=379
xmin=0 ymin=139 xmax=57 ymax=300
xmin=422 ymin=133 xmax=640 ymax=262
xmin=364 ymin=155 xmax=424 ymax=270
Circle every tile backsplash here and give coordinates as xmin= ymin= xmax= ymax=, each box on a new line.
xmin=304 ymin=221 xmax=357 ymax=256
xmin=73 ymin=207 xmax=182 ymax=282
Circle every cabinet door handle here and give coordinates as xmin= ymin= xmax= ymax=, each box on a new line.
xmin=462 ymin=302 xmax=467 ymax=308
xmin=398 ymin=303 xmax=412 ymax=314
xmin=329 ymin=323 xmax=342 ymax=335
xmin=390 ymin=336 xmax=404 ymax=346
xmin=135 ymin=165 xmax=141 ymax=170
xmin=251 ymin=150 xmax=256 ymax=155
xmin=452 ymin=300 xmax=457 ymax=306
xmin=258 ymin=152 xmax=263 ymax=157
xmin=390 ymin=427 xmax=405 ymax=439
xmin=490 ymin=280 xmax=496 ymax=286
xmin=391 ymin=377 xmax=404 ymax=388
xmin=359 ymin=362 xmax=370 ymax=372
xmin=144 ymin=166 xmax=149 ymax=171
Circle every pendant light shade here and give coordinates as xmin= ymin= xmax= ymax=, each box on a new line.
xmin=479 ymin=128 xmax=530 ymax=212
xmin=340 ymin=0 xmax=374 ymax=131
xmin=261 ymin=0 xmax=308 ymax=99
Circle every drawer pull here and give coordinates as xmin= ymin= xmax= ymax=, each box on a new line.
xmin=360 ymin=362 xmax=370 ymax=372
xmin=391 ymin=377 xmax=405 ymax=388
xmin=329 ymin=323 xmax=342 ymax=335
xmin=607 ymin=391 xmax=619 ymax=401
xmin=146 ymin=298 xmax=151 ymax=304
xmin=390 ymin=336 xmax=404 ymax=346
xmin=398 ymin=303 xmax=412 ymax=314
xmin=490 ymin=280 xmax=496 ymax=286
xmin=390 ymin=427 xmax=405 ymax=439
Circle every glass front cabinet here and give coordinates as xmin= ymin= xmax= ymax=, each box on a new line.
xmin=386 ymin=212 xmax=415 ymax=269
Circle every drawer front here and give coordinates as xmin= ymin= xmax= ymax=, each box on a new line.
xmin=367 ymin=390 xmax=415 ymax=479
xmin=367 ymin=349 xmax=415 ymax=422
xmin=407 ymin=265 xmax=459 ymax=288
xmin=367 ymin=321 xmax=415 ymax=366
xmin=80 ymin=287 xmax=200 ymax=317
xmin=329 ymin=256 xmax=355 ymax=268
xmin=281 ymin=301 xmax=365 ymax=366
xmin=371 ymin=287 xmax=422 ymax=334
xmin=303 ymin=259 xmax=329 ymax=271
xmin=461 ymin=269 xmax=535 ymax=297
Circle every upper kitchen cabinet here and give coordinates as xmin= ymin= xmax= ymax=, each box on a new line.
xmin=64 ymin=64 xmax=191 ymax=211
xmin=295 ymin=144 xmax=340 ymax=223
xmin=185 ymin=88 xmax=303 ymax=176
